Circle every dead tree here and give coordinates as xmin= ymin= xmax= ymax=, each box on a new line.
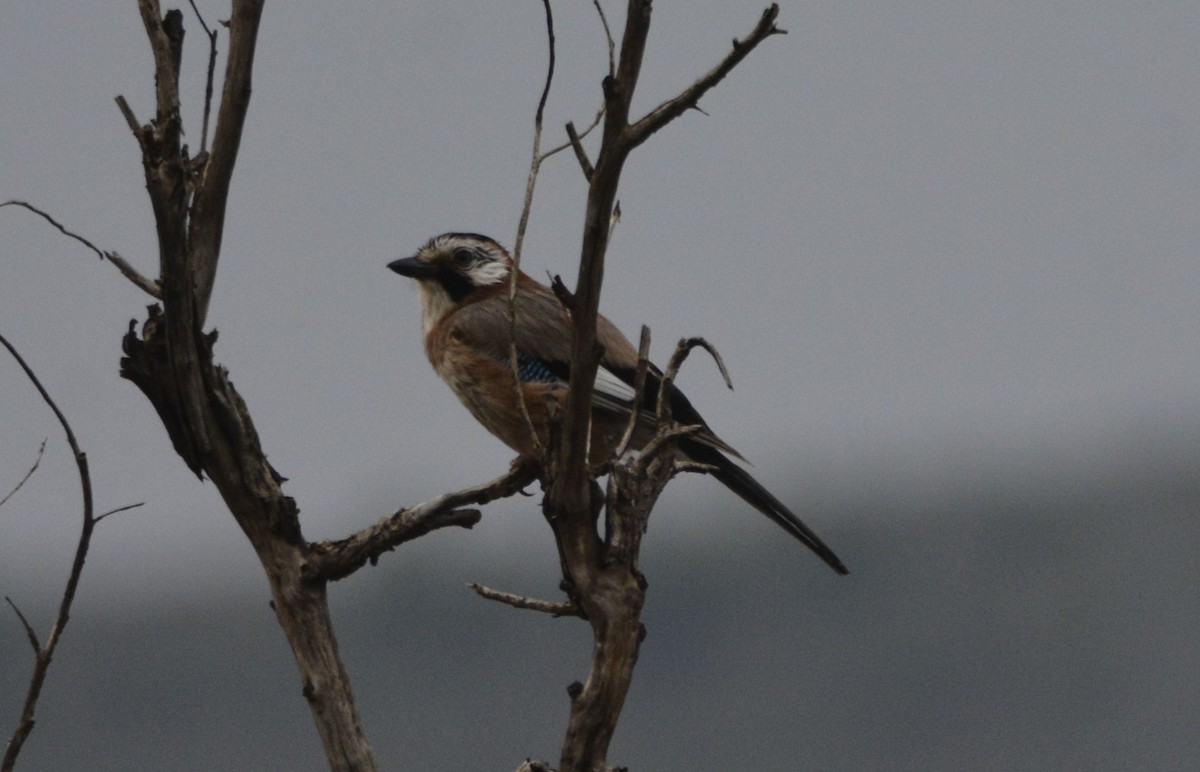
xmin=7 ymin=2 xmax=787 ymax=770
xmin=524 ymin=4 xmax=787 ymax=770
xmin=112 ymin=2 xmax=532 ymax=769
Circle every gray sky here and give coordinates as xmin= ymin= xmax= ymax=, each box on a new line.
xmin=2 ymin=2 xmax=1199 ymax=769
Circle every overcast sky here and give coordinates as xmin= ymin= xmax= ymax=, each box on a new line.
xmin=2 ymin=2 xmax=1199 ymax=769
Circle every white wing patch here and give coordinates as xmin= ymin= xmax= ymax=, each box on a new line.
xmin=592 ymin=365 xmax=637 ymax=411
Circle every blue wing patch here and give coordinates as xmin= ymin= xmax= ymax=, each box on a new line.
xmin=515 ymin=353 xmax=560 ymax=384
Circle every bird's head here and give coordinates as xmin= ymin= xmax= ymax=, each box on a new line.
xmin=388 ymin=232 xmax=514 ymax=332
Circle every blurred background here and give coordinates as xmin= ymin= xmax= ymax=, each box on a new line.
xmin=2 ymin=1 xmax=1198 ymax=769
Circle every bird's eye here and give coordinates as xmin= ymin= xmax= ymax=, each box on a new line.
xmin=451 ymin=248 xmax=475 ymax=268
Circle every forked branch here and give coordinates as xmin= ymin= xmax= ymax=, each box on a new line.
xmin=0 ymin=200 xmax=160 ymax=298
xmin=0 ymin=334 xmax=100 ymax=772
xmin=117 ymin=3 xmax=385 ymax=770
xmin=627 ymin=4 xmax=785 ymax=149
xmin=539 ymin=4 xmax=787 ymax=771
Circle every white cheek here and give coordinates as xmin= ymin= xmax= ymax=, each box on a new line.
xmin=468 ymin=261 xmax=510 ymax=286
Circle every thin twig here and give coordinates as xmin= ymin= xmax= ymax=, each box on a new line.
xmin=4 ymin=598 xmax=41 ymax=654
xmin=528 ymin=0 xmax=614 ymax=181
xmin=94 ymin=501 xmax=146 ymax=524
xmin=468 ymin=583 xmax=582 ymax=617
xmin=513 ymin=0 xmax=556 ymax=262
xmin=0 ymin=439 xmax=45 ymax=510
xmin=637 ymin=423 xmax=705 ymax=469
xmin=562 ymin=121 xmax=595 ymax=180
xmin=592 ymin=0 xmax=616 ymax=76
xmin=1 ymin=200 xmax=161 ymax=299
xmin=2 ymin=200 xmax=106 ymax=260
xmin=187 ymin=0 xmax=219 ymax=155
xmin=656 ymin=336 xmax=733 ymax=423
xmin=187 ymin=1 xmax=213 ymax=40
xmin=539 ymin=0 xmax=617 ymax=179
xmin=547 ymin=107 xmax=605 ymax=165
xmin=614 ymin=326 xmax=651 ymax=458
xmin=508 ymin=0 xmax=558 ymax=457
xmin=626 ymin=4 xmax=786 ymax=150
xmin=0 ymin=333 xmax=98 ymax=772
xmin=114 ymin=94 xmax=143 ymax=139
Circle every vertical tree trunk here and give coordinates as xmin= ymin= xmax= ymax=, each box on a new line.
xmin=119 ymin=3 xmax=378 ymax=768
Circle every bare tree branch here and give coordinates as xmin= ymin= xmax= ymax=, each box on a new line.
xmin=186 ymin=0 xmax=219 ymax=155
xmin=671 ymin=459 xmax=720 ymax=476
xmin=562 ymin=120 xmax=595 ymax=181
xmin=550 ymin=0 xmax=658 ymax=516
xmin=118 ymin=3 xmax=383 ymax=769
xmin=547 ymin=0 xmax=619 ymax=180
xmin=136 ymin=2 xmax=184 ymax=126
xmin=0 ymin=333 xmax=99 ymax=772
xmin=538 ymin=5 xmax=788 ymax=770
xmin=1 ymin=200 xmax=105 ymax=260
xmin=656 ymin=336 xmax=734 ymax=422
xmin=506 ymin=0 xmax=621 ymax=457
xmin=3 ymin=597 xmax=41 ymax=654
xmin=592 ymin=0 xmax=617 ymax=78
xmin=94 ymin=501 xmax=146 ymax=524
xmin=638 ymin=423 xmax=706 ymax=469
xmin=188 ymin=0 xmax=264 ymax=325
xmin=512 ymin=0 xmax=556 ymax=263
xmin=11 ymin=3 xmax=788 ymax=769
xmin=614 ymin=325 xmax=652 ymax=458
xmin=540 ymin=0 xmax=618 ymax=179
xmin=114 ymin=95 xmax=144 ymax=141
xmin=306 ymin=465 xmax=537 ymax=583
xmin=0 ymin=439 xmax=45 ymax=510
xmin=0 ymin=200 xmax=160 ymax=298
xmin=105 ymin=252 xmax=163 ymax=299
xmin=508 ymin=0 xmax=558 ymax=458
xmin=468 ymin=583 xmax=582 ymax=618
xmin=541 ymin=0 xmax=617 ymax=181
xmin=627 ymin=4 xmax=785 ymax=149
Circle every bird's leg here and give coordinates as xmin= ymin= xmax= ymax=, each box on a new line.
xmin=508 ymin=454 xmax=543 ymax=489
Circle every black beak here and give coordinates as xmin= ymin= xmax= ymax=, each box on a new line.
xmin=387 ymin=256 xmax=439 ymax=278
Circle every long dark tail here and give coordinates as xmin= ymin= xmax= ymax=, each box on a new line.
xmin=686 ymin=442 xmax=849 ymax=575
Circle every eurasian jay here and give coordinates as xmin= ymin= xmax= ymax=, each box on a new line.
xmin=388 ymin=232 xmax=848 ymax=575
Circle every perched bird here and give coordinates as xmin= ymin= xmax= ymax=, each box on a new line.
xmin=388 ymin=232 xmax=848 ymax=575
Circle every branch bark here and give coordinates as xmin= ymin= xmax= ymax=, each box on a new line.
xmin=0 ymin=335 xmax=98 ymax=772
xmin=306 ymin=465 xmax=536 ymax=583
xmin=117 ymin=3 xmax=377 ymax=769
xmin=539 ymin=5 xmax=786 ymax=770
xmin=116 ymin=5 xmax=548 ymax=768
xmin=468 ymin=583 xmax=582 ymax=618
